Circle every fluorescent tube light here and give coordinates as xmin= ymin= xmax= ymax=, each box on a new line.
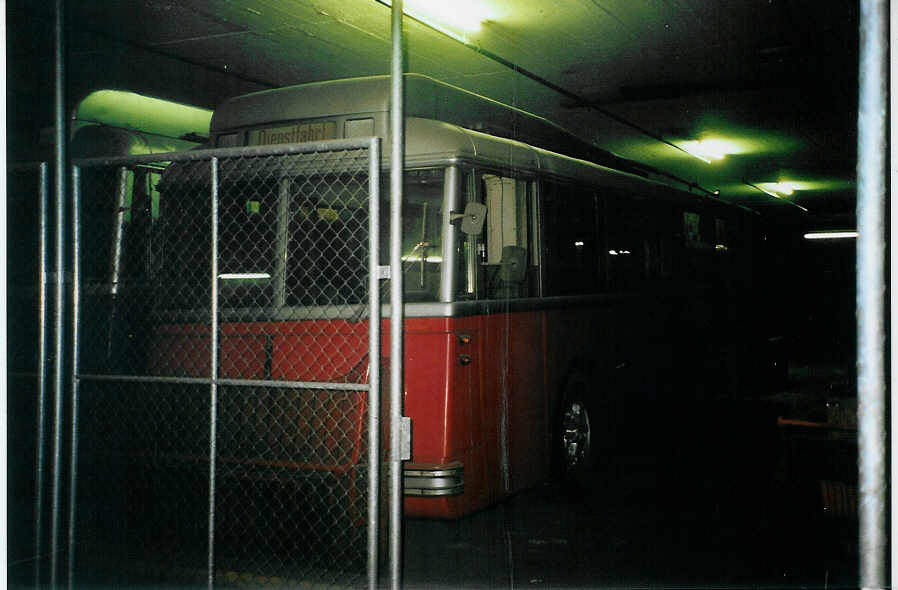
xmin=378 ymin=0 xmax=489 ymax=42
xmin=803 ymin=231 xmax=858 ymax=240
xmin=218 ymin=273 xmax=271 ymax=280
xmin=676 ymin=138 xmax=741 ymax=163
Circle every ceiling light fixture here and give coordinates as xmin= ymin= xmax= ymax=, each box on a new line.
xmin=804 ymin=231 xmax=858 ymax=240
xmin=218 ymin=273 xmax=271 ymax=280
xmin=755 ymin=184 xmax=784 ymax=198
xmin=758 ymin=181 xmax=802 ymax=196
xmin=742 ymin=180 xmax=809 ymax=212
xmin=676 ymin=138 xmax=741 ymax=163
xmin=378 ymin=0 xmax=488 ymax=42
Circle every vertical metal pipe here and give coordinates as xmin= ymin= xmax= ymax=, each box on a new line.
xmin=273 ymin=177 xmax=292 ymax=308
xmin=367 ymin=137 xmax=382 ymax=590
xmin=106 ymin=167 xmax=129 ymax=358
xmin=50 ymin=0 xmax=68 ymax=586
xmin=439 ymin=166 xmax=460 ymax=303
xmin=389 ymin=3 xmax=405 ymax=589
xmin=34 ymin=162 xmax=50 ymax=588
xmin=67 ymin=165 xmax=82 ymax=589
xmin=890 ymin=5 xmax=897 ymax=587
xmin=856 ymin=1 xmax=888 ymax=588
xmin=109 ymin=168 xmax=129 ymax=298
xmin=207 ymin=157 xmax=220 ymax=590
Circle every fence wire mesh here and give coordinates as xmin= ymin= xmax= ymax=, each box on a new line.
xmin=71 ymin=143 xmax=382 ymax=589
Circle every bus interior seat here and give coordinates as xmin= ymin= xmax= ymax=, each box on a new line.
xmin=491 ymin=245 xmax=528 ymax=299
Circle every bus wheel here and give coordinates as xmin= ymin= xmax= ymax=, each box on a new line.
xmin=558 ymin=395 xmax=593 ymax=485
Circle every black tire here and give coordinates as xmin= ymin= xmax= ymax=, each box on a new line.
xmin=555 ymin=390 xmax=594 ymax=486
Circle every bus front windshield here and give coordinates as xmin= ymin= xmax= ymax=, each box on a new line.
xmin=157 ymin=166 xmax=445 ymax=311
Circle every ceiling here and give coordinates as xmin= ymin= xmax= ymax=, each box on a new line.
xmin=7 ymin=0 xmax=860 ymax=227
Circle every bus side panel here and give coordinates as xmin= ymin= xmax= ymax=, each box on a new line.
xmin=150 ymin=325 xmax=212 ymax=377
xmin=402 ymin=317 xmax=492 ymax=518
xmin=478 ymin=310 xmax=548 ymax=495
xmin=150 ymin=320 xmax=371 ymax=382
xmin=269 ymin=320 xmax=369 ymax=382
xmin=403 ymin=320 xmax=452 ymax=461
xmin=446 ymin=316 xmax=491 ymax=513
xmin=219 ymin=333 xmax=268 ymax=379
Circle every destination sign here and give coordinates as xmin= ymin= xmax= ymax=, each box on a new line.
xmin=248 ymin=121 xmax=337 ymax=146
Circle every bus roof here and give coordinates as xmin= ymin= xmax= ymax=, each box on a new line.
xmin=75 ymin=90 xmax=212 ymax=141
xmin=211 ymin=74 xmax=623 ymax=167
xmin=210 ymin=74 xmax=732 ymax=207
xmin=419 ymin=118 xmax=730 ymax=212
xmin=70 ymin=124 xmax=203 ymax=159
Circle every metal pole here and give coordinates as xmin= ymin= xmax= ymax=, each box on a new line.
xmin=50 ymin=0 xmax=68 ymax=585
xmin=207 ymin=157 xmax=221 ymax=590
xmin=367 ymin=137 xmax=382 ymax=590
xmin=890 ymin=4 xmax=897 ymax=587
xmin=34 ymin=162 xmax=50 ymax=588
xmin=439 ymin=166 xmax=461 ymax=303
xmin=856 ymin=1 xmax=888 ymax=588
xmin=389 ymin=3 xmax=405 ymax=589
xmin=105 ymin=168 xmax=130 ymax=359
xmin=67 ymin=165 xmax=82 ymax=589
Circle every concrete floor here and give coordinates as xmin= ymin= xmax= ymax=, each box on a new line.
xmin=9 ymin=367 xmax=860 ymax=589
xmin=404 ymin=457 xmax=858 ymax=590
xmin=403 ymin=373 xmax=860 ymax=589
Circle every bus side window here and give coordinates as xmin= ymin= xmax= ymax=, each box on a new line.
xmin=542 ymin=181 xmax=600 ymax=296
xmin=122 ymin=168 xmax=160 ymax=281
xmin=481 ymin=175 xmax=538 ymax=299
xmin=682 ymin=209 xmax=716 ymax=285
xmin=455 ymin=170 xmax=477 ymax=299
xmin=607 ymin=195 xmax=646 ymax=291
xmin=639 ymin=202 xmax=677 ymax=285
xmin=81 ymin=165 xmax=158 ymax=284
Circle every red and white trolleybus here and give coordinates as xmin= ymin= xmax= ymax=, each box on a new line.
xmin=143 ymin=74 xmax=768 ymax=519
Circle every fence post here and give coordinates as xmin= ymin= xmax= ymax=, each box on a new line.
xmin=390 ymin=3 xmax=406 ymax=589
xmin=856 ymin=1 xmax=888 ymax=588
xmin=368 ymin=138 xmax=383 ymax=589
xmin=67 ymin=165 xmax=82 ymax=589
xmin=208 ymin=156 xmax=221 ymax=590
xmin=34 ymin=162 xmax=50 ymax=588
xmin=50 ymin=1 xmax=68 ymax=586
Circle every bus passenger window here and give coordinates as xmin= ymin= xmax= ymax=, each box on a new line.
xmin=377 ymin=168 xmax=444 ymax=302
xmin=482 ymin=175 xmax=537 ymax=299
xmin=607 ymin=196 xmax=648 ymax=291
xmin=285 ymin=175 xmax=369 ymax=307
xmin=218 ymin=178 xmax=281 ymax=307
xmin=81 ymin=165 xmax=157 ymax=285
xmin=454 ymin=170 xmax=478 ymax=299
xmin=681 ymin=210 xmax=716 ymax=284
xmin=542 ymin=182 xmax=600 ymax=296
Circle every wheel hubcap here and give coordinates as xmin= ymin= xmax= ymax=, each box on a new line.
xmin=561 ymin=400 xmax=590 ymax=468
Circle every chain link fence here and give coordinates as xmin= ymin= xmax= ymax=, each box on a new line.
xmin=69 ymin=139 xmax=384 ymax=588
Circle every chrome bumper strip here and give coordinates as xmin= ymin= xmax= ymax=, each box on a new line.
xmin=403 ymin=463 xmax=464 ymax=497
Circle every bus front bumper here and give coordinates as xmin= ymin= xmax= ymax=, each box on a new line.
xmin=403 ymin=461 xmax=464 ymax=496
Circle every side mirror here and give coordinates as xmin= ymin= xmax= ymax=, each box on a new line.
xmin=450 ymin=202 xmax=487 ymax=235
